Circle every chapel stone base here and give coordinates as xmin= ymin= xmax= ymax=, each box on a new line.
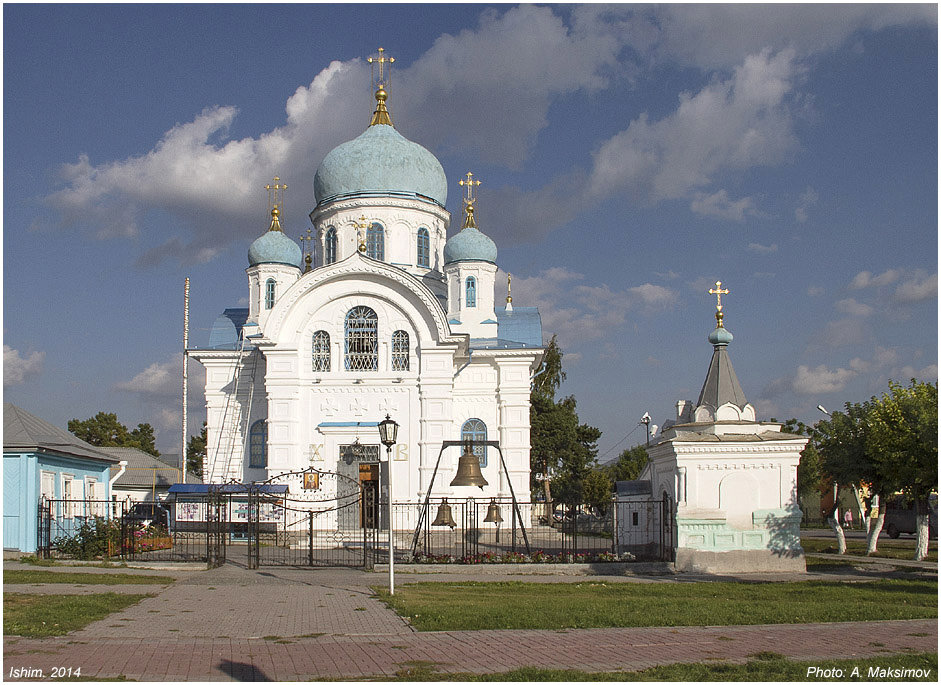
xmin=674 ymin=547 xmax=806 ymax=574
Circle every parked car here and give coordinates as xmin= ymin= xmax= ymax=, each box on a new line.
xmin=124 ymin=502 xmax=169 ymax=529
xmin=883 ymin=496 xmax=937 ymax=539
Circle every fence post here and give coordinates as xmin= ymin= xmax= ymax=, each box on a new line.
xmin=612 ymin=496 xmax=619 ymax=556
xmin=308 ymin=511 xmax=314 ymax=567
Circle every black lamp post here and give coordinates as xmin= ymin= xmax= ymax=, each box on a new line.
xmin=377 ymin=414 xmax=399 ymax=595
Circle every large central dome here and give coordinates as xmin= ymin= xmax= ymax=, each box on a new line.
xmin=313 ymin=123 xmax=448 ymax=207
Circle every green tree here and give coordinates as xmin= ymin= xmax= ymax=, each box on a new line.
xmin=531 ymin=335 xmax=565 ymax=402
xmin=601 ymin=444 xmax=649 ymax=483
xmin=186 ymin=422 xmax=207 ymax=479
xmin=866 ymin=379 xmax=938 ymax=561
xmin=68 ymin=412 xmax=160 ymax=457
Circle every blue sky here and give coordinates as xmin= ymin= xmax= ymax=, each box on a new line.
xmin=4 ymin=4 xmax=937 ymax=461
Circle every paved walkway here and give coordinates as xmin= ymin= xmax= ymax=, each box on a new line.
xmin=3 ymin=562 xmax=937 ymax=681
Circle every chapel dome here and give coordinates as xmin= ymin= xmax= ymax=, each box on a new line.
xmin=708 ymin=325 xmax=733 ymax=346
xmin=248 ymin=207 xmax=303 ymax=269
xmin=444 ymin=225 xmax=497 ymax=265
xmin=314 ymin=124 xmax=448 ymax=207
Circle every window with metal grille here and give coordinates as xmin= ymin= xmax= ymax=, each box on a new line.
xmin=391 ymin=330 xmax=409 ymax=371
xmin=345 ymin=306 xmax=378 ymax=371
xmin=461 ymin=418 xmax=487 ymax=467
xmin=367 ymin=222 xmax=385 ymax=261
xmin=417 ymin=227 xmax=430 ymax=268
xmin=312 ymin=330 xmax=331 ymax=372
xmin=465 ymin=276 xmax=477 ymax=307
xmin=249 ymin=420 xmax=268 ymax=468
xmin=325 ymin=227 xmax=337 ymax=264
xmin=265 ymin=279 xmax=276 ymax=309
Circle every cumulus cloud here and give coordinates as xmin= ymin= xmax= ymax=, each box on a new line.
xmin=747 ymin=242 xmax=778 ymax=254
xmin=795 ymin=186 xmax=818 ymax=223
xmin=497 ymin=267 xmax=677 ymax=347
xmin=587 ymin=48 xmax=800 ymax=204
xmin=691 ymin=190 xmax=757 ymax=221
xmin=894 ymin=271 xmax=937 ymax=303
xmin=115 ymin=355 xmax=182 ymax=398
xmin=849 ymin=268 xmax=900 ymax=290
xmin=792 ymin=364 xmax=857 ymax=394
xmin=834 ymin=298 xmax=874 ymax=317
xmin=807 ymin=286 xmax=824 ymax=296
xmin=3 ymin=345 xmax=45 ymax=386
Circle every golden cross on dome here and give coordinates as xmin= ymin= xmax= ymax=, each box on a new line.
xmin=367 ymin=47 xmax=395 ymax=88
xmin=709 ymin=280 xmax=730 ymax=312
xmin=265 ymin=176 xmax=287 ymax=213
xmin=354 ymin=215 xmax=370 ymax=253
xmin=458 ymin=172 xmax=481 ymax=229
xmin=299 ymin=227 xmax=314 ymax=273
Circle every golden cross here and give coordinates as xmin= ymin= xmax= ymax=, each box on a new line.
xmin=299 ymin=227 xmax=314 ymax=271
xmin=354 ymin=215 xmax=370 ymax=253
xmin=459 ymin=172 xmax=480 ymax=206
xmin=265 ymin=176 xmax=287 ymax=212
xmin=367 ymin=47 xmax=395 ymax=88
xmin=709 ymin=280 xmax=730 ymax=312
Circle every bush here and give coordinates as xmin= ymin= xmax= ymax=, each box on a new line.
xmin=53 ymin=517 xmax=122 ymax=560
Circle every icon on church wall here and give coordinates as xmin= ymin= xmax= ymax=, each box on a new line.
xmin=303 ymin=472 xmax=320 ymax=490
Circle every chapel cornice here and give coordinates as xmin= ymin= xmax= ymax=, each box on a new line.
xmin=310 ymin=196 xmax=451 ymax=226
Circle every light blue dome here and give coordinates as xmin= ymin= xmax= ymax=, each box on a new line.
xmin=444 ymin=226 xmax=497 ymax=265
xmin=314 ymin=124 xmax=447 ymax=206
xmin=708 ymin=325 xmax=733 ymax=346
xmin=248 ymin=213 xmax=303 ymax=269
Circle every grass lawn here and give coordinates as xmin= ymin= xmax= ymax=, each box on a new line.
xmin=801 ymin=536 xmax=938 ymax=562
xmin=383 ymin=652 xmax=938 ymax=681
xmin=4 ymin=570 xmax=173 ymax=585
xmin=376 ymin=579 xmax=937 ymax=631
xmin=4 ymin=593 xmax=154 ymax=637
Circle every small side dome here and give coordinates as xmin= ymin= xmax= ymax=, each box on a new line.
xmin=444 ymin=226 xmax=497 ymax=265
xmin=248 ymin=207 xmax=303 ymax=269
xmin=708 ymin=325 xmax=733 ymax=346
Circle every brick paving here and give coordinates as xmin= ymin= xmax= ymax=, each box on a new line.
xmin=3 ymin=561 xmax=937 ymax=681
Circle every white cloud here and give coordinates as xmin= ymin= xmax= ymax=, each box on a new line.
xmin=894 ymin=272 xmax=937 ymax=303
xmin=115 ymin=355 xmax=182 ymax=398
xmin=792 ymin=364 xmax=857 ymax=395
xmin=849 ymin=268 xmax=901 ymax=290
xmin=807 ymin=286 xmax=824 ymax=296
xmin=691 ymin=190 xmax=757 ymax=221
xmin=588 ymin=48 xmax=800 ymax=205
xmin=747 ymin=242 xmax=779 ymax=254
xmin=795 ymin=186 xmax=818 ymax=223
xmin=834 ymin=298 xmax=874 ymax=317
xmin=3 ymin=345 xmax=45 ymax=386
xmin=820 ymin=318 xmax=866 ymax=348
xmin=499 ymin=267 xmax=677 ymax=347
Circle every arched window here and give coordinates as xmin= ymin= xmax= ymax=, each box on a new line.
xmin=325 ymin=227 xmax=337 ymax=265
xmin=249 ymin=420 xmax=268 ymax=468
xmin=465 ymin=276 xmax=477 ymax=307
xmin=417 ymin=227 xmax=430 ymax=268
xmin=312 ymin=331 xmax=331 ymax=372
xmin=345 ymin=306 xmax=378 ymax=371
xmin=367 ymin=222 xmax=385 ymax=261
xmin=391 ymin=330 xmax=409 ymax=371
xmin=461 ymin=418 xmax=487 ymax=467
xmin=265 ymin=279 xmax=276 ymax=309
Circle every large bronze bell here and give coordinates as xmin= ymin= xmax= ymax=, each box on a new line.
xmin=483 ymin=500 xmax=503 ymax=524
xmin=431 ymin=499 xmax=457 ymax=528
xmin=449 ymin=442 xmax=488 ymax=488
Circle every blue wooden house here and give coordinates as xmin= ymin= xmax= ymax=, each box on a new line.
xmin=3 ymin=403 xmax=119 ymax=553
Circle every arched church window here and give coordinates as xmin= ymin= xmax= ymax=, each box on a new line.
xmin=249 ymin=420 xmax=268 ymax=468
xmin=325 ymin=227 xmax=337 ymax=265
xmin=367 ymin=222 xmax=385 ymax=261
xmin=461 ymin=418 xmax=487 ymax=467
xmin=417 ymin=227 xmax=430 ymax=268
xmin=345 ymin=306 xmax=378 ymax=371
xmin=391 ymin=330 xmax=410 ymax=371
xmin=265 ymin=279 xmax=276 ymax=309
xmin=312 ymin=331 xmax=331 ymax=372
xmin=465 ymin=276 xmax=477 ymax=307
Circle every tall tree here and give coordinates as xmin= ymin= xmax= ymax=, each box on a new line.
xmin=601 ymin=444 xmax=649 ymax=483
xmin=68 ymin=412 xmax=160 ymax=457
xmin=866 ymin=379 xmax=938 ymax=561
xmin=186 ymin=422 xmax=207 ymax=479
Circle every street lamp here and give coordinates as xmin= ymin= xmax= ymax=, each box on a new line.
xmin=817 ymin=405 xmax=830 ymax=416
xmin=377 ymin=414 xmax=399 ymax=595
xmin=640 ymin=412 xmax=651 ymax=447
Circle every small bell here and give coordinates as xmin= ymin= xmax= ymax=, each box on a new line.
xmin=450 ymin=442 xmax=488 ymax=488
xmin=483 ymin=500 xmax=503 ymax=524
xmin=431 ymin=499 xmax=456 ymax=528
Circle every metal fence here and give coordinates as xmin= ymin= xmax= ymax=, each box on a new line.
xmin=38 ymin=495 xmax=673 ymax=565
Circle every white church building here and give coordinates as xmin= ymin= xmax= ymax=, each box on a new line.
xmin=189 ymin=58 xmax=543 ymax=517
